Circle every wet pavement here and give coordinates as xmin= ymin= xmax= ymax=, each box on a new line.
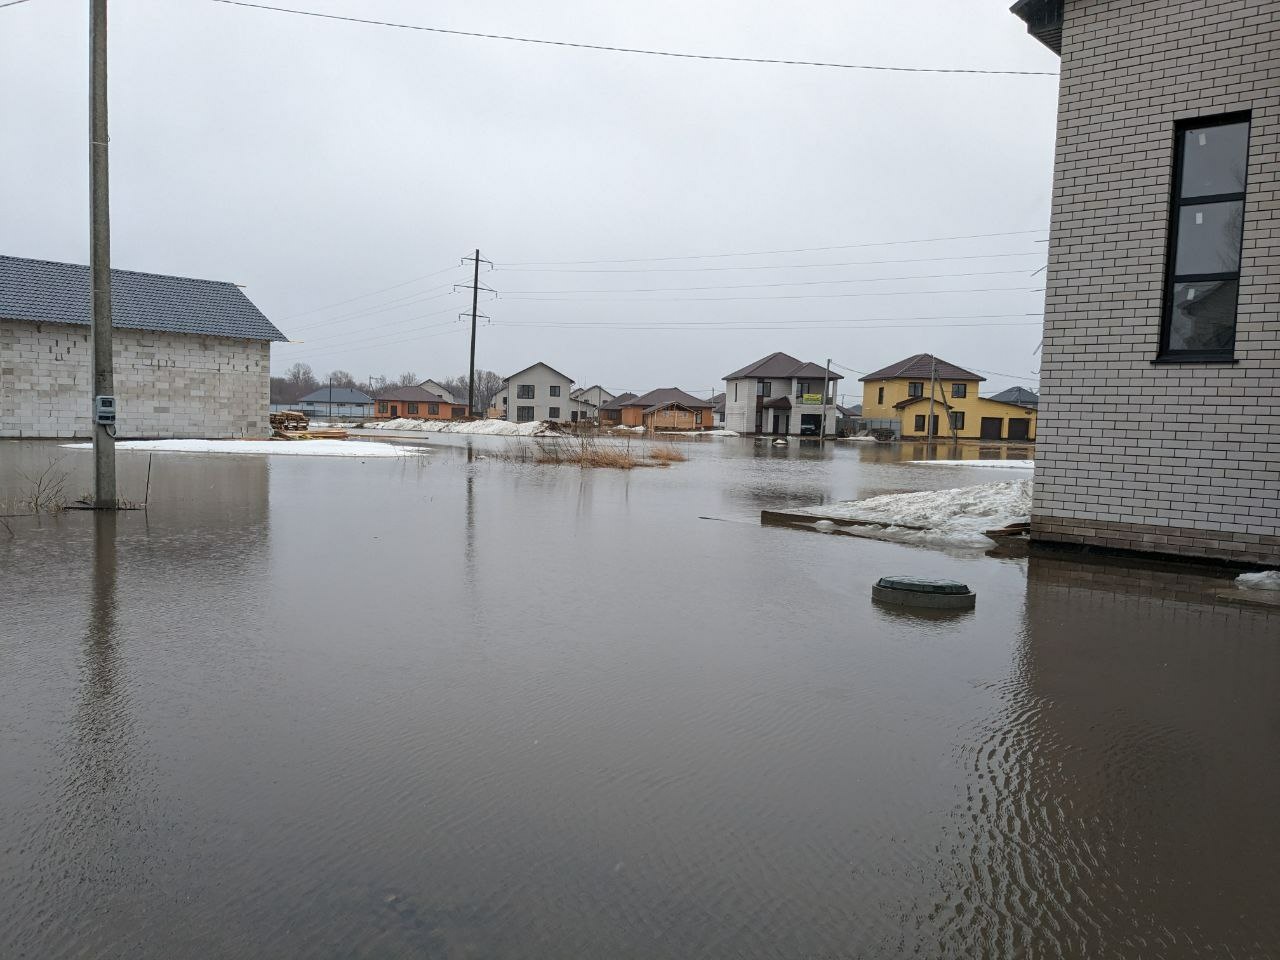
xmin=1 ymin=436 xmax=1277 ymax=959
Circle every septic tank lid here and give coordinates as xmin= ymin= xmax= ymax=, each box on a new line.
xmin=875 ymin=576 xmax=971 ymax=595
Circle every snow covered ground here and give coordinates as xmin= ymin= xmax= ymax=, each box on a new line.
xmin=655 ymin=429 xmax=740 ymax=438
xmin=1236 ymin=570 xmax=1280 ymax=590
xmin=794 ymin=478 xmax=1032 ymax=548
xmin=62 ymin=439 xmax=426 ymax=457
xmin=908 ymin=459 xmax=1035 ymax=470
xmin=363 ymin=418 xmax=561 ymax=437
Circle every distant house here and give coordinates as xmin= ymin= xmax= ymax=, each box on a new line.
xmin=611 ymin=388 xmax=716 ymax=431
xmin=859 ymin=354 xmax=1036 ymax=442
xmin=418 ymin=379 xmax=463 ymax=406
xmin=599 ymin=392 xmax=638 ymax=427
xmin=569 ymin=384 xmax=615 ymax=423
xmin=372 ymin=385 xmax=467 ymax=421
xmin=709 ymin=392 xmax=726 ymax=427
xmin=295 ymin=386 xmax=374 ymax=419
xmin=988 ymin=386 xmax=1039 ymax=409
xmin=0 ymin=254 xmax=285 ymax=438
xmin=722 ymin=352 xmax=842 ymax=437
xmin=491 ymin=362 xmax=575 ymax=423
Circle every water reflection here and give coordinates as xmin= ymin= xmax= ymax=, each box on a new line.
xmin=917 ymin=555 xmax=1280 ymax=957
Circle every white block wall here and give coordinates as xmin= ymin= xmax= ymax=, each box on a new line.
xmin=0 ymin=320 xmax=271 ymax=438
xmin=1034 ymin=0 xmax=1280 ymax=564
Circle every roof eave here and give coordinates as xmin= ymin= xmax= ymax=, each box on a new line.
xmin=1010 ymin=0 xmax=1064 ymax=56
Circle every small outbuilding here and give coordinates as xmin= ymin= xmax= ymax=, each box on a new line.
xmin=0 ymin=254 xmax=286 ymax=438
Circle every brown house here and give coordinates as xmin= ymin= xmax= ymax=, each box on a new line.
xmin=611 ymin=388 xmax=716 ymax=431
xmin=371 ymin=385 xmax=468 ymax=421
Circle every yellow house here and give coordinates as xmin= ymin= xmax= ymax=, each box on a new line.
xmin=859 ymin=354 xmax=1037 ymax=442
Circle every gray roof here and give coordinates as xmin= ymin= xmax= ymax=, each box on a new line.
xmin=298 ymin=387 xmax=374 ymax=404
xmin=724 ymin=352 xmax=843 ymax=382
xmin=0 ymin=255 xmax=286 ymax=342
xmin=502 ymin=361 xmax=574 ymax=384
xmin=601 ymin=392 xmax=639 ymax=411
xmin=375 ymin=385 xmax=451 ymax=402
xmin=859 ymin=354 xmax=985 ymax=383
xmin=988 ymin=386 xmax=1040 ymax=407
xmin=1010 ymin=0 xmax=1064 ymax=55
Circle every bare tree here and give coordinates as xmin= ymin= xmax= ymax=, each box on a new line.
xmin=327 ymin=369 xmax=357 ymax=389
xmin=396 ymin=371 xmax=419 ymax=387
xmin=440 ymin=370 xmax=502 ymax=413
xmin=283 ymin=362 xmax=319 ymax=400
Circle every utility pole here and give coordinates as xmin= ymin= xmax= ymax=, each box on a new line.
xmin=819 ymin=358 xmax=832 ymax=443
xmin=926 ymin=356 xmax=938 ymax=444
xmin=458 ymin=250 xmax=493 ymax=418
xmin=328 ymin=375 xmax=333 ymax=421
xmin=90 ymin=0 xmax=115 ymax=506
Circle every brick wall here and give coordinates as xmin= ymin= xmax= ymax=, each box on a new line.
xmin=0 ymin=320 xmax=270 ymax=438
xmin=1035 ymin=0 xmax=1280 ymax=565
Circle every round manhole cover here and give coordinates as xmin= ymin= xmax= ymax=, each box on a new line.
xmin=875 ymin=576 xmax=971 ymax=595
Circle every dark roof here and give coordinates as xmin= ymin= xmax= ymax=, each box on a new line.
xmin=601 ymin=392 xmax=638 ymax=411
xmin=710 ymin=392 xmax=725 ymax=413
xmin=762 ymin=396 xmax=793 ymax=410
xmin=988 ymin=386 xmax=1040 ymax=407
xmin=298 ymin=387 xmax=373 ymax=404
xmin=859 ymin=354 xmax=985 ymax=383
xmin=628 ymin=387 xmax=715 ymax=413
xmin=503 ymin=361 xmax=574 ymax=384
xmin=374 ymin=385 xmax=451 ymax=402
xmin=1010 ymin=0 xmax=1064 ymax=55
xmin=723 ymin=352 xmax=843 ymax=382
xmin=837 ymin=404 xmax=862 ymax=417
xmin=893 ymin=395 xmax=953 ymax=411
xmin=0 ymin=254 xmax=286 ymax=342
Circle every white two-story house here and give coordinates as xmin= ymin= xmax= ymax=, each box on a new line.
xmin=722 ymin=352 xmax=843 ymax=437
xmin=491 ymin=362 xmax=576 ymax=423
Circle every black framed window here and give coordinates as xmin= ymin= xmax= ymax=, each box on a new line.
xmin=516 ymin=406 xmax=535 ymax=422
xmin=950 ymin=410 xmax=965 ymax=430
xmin=877 ymin=386 xmax=884 ymax=404
xmin=1160 ymin=114 xmax=1250 ymax=360
xmin=951 ymin=383 xmax=967 ymax=398
xmin=757 ymin=381 xmax=772 ymax=397
xmin=407 ymin=402 xmax=419 ymax=415
xmin=516 ymin=384 xmax=535 ymax=399
xmin=913 ymin=414 xmax=926 ymax=431
xmin=549 ymin=385 xmax=561 ymax=397
xmin=907 ymin=382 xmax=923 ymax=397
xmin=427 ymin=403 xmax=439 ymax=415
xmin=548 ymin=406 xmax=561 ymax=419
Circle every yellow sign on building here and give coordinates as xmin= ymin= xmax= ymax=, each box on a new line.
xmin=802 ymin=393 xmax=823 ymax=404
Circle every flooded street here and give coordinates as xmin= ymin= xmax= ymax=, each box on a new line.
xmin=1 ymin=437 xmax=1277 ymax=959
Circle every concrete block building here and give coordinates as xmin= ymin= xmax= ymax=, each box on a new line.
xmin=1013 ymin=0 xmax=1279 ymax=564
xmin=0 ymin=255 xmax=285 ymax=438
xmin=491 ymin=362 xmax=576 ymax=423
xmin=722 ymin=352 xmax=842 ymax=437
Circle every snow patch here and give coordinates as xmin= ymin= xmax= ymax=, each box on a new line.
xmin=1236 ymin=570 xmax=1280 ymax=591
xmin=364 ymin=418 xmax=562 ymax=437
xmin=909 ymin=459 xmax=1034 ymax=470
xmin=655 ymin=429 xmax=739 ymax=438
xmin=796 ymin=478 xmax=1032 ymax=548
xmin=62 ymin=439 xmax=426 ymax=458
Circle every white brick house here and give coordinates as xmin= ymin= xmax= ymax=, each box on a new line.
xmin=722 ymin=352 xmax=841 ymax=437
xmin=491 ymin=362 xmax=576 ymax=423
xmin=0 ymin=255 xmax=286 ymax=439
xmin=1013 ymin=0 xmax=1279 ymax=565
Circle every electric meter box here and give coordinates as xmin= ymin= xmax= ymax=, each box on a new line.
xmin=92 ymin=395 xmax=117 ymax=425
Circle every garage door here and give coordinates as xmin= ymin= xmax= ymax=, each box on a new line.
xmin=1007 ymin=419 xmax=1030 ymax=442
xmin=980 ymin=417 xmax=1003 ymax=440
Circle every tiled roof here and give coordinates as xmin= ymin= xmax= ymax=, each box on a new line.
xmin=502 ymin=361 xmax=574 ymax=384
xmin=988 ymin=386 xmax=1039 ymax=407
xmin=374 ymin=385 xmax=451 ymax=402
xmin=858 ymin=354 xmax=985 ymax=383
xmin=601 ymin=392 xmax=638 ymax=411
xmin=298 ymin=387 xmax=374 ymax=404
xmin=629 ymin=387 xmax=715 ymax=412
xmin=723 ymin=351 xmax=843 ymax=381
xmin=0 ymin=254 xmax=286 ymax=342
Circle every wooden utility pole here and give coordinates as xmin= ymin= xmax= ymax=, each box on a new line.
xmin=819 ymin=358 xmax=832 ymax=442
xmin=926 ymin=356 xmax=937 ymax=443
xmin=90 ymin=0 xmax=116 ymax=506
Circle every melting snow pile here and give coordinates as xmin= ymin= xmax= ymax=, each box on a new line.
xmin=1236 ymin=570 xmax=1280 ymax=590
xmin=365 ymin=418 xmax=561 ymax=437
xmin=656 ymin=429 xmax=740 ymax=438
xmin=62 ymin=439 xmax=425 ymax=458
xmin=909 ymin=459 xmax=1035 ymax=470
xmin=797 ymin=478 xmax=1032 ymax=548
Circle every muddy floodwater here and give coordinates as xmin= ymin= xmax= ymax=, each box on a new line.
xmin=1 ymin=436 xmax=1277 ymax=959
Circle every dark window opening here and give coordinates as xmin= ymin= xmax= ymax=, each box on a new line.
xmin=548 ymin=406 xmax=561 ymax=419
xmin=914 ymin=414 xmax=926 ymax=431
xmin=908 ymin=382 xmax=924 ymax=397
xmin=451 ymin=407 xmax=465 ymax=418
xmin=1160 ymin=114 xmax=1250 ymax=360
xmin=406 ymin=402 xmax=419 ymax=415
xmin=516 ymin=384 xmax=535 ymax=399
xmin=516 ymin=406 xmax=535 ymax=422
xmin=757 ymin=381 xmax=772 ymax=397
xmin=950 ymin=411 xmax=965 ymax=430
xmin=378 ymin=401 xmax=388 ymax=414
xmin=877 ymin=386 xmax=884 ymax=405
xmin=951 ymin=383 xmax=967 ymax=398
xmin=427 ymin=403 xmax=439 ymax=415
xmin=549 ymin=385 xmax=561 ymax=397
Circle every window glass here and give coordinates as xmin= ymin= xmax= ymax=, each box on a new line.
xmin=427 ymin=403 xmax=439 ymax=415
xmin=951 ymin=383 xmax=967 ymax=398
xmin=1167 ymin=280 xmax=1239 ymax=353
xmin=516 ymin=406 xmax=535 ymax=422
xmin=407 ymin=402 xmax=418 ymax=414
xmin=1181 ymin=122 xmax=1249 ymax=198
xmin=549 ymin=385 xmax=561 ymax=397
xmin=516 ymin=384 xmax=535 ymax=399
xmin=914 ymin=415 xmax=926 ymax=431
xmin=1175 ymin=201 xmax=1243 ymax=274
xmin=908 ymin=382 xmax=923 ymax=397
xmin=548 ymin=406 xmax=560 ymax=419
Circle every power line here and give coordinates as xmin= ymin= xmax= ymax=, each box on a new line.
xmin=0 ymin=0 xmax=38 ymax=9
xmin=210 ymin=1 xmax=1058 ymax=77
xmin=500 ymin=267 xmax=1039 ymax=296
xmin=498 ymin=229 xmax=1049 ymax=266
xmin=493 ymin=319 xmax=1042 ymax=332
xmin=484 ymin=312 xmax=1041 ymax=329
xmin=285 ymin=286 xmax=460 ymax=335
xmin=278 ymin=263 xmax=463 ymax=320
xmin=496 ymin=250 xmax=1045 ymax=274
xmin=506 ymin=285 xmax=1045 ymax=303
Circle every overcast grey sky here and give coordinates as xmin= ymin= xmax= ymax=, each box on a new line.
xmin=1 ymin=0 xmax=1060 ymax=402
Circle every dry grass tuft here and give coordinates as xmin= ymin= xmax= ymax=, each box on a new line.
xmin=647 ymin=444 xmax=687 ymax=463
xmin=535 ymin=436 xmax=640 ymax=468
